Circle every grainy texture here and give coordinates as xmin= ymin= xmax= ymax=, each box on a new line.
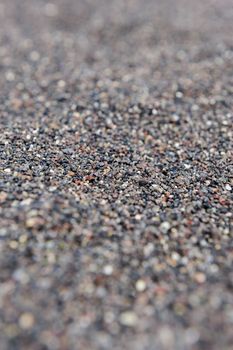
xmin=0 ymin=1 xmax=232 ymax=349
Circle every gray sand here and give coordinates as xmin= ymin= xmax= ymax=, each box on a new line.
xmin=0 ymin=1 xmax=232 ymax=349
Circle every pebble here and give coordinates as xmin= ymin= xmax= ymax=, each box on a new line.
xmin=103 ymin=265 xmax=113 ymax=276
xmin=135 ymin=279 xmax=146 ymax=292
xmin=19 ymin=313 xmax=35 ymax=330
xmin=119 ymin=311 xmax=138 ymax=327
xmin=25 ymin=217 xmax=44 ymax=229
xmin=194 ymin=273 xmax=206 ymax=284
xmin=160 ymin=222 xmax=171 ymax=234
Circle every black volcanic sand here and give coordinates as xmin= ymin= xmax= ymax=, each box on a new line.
xmin=0 ymin=1 xmax=232 ymax=349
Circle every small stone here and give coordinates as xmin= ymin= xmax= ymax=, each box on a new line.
xmin=194 ymin=272 xmax=206 ymax=284
xmin=0 ymin=191 xmax=7 ymax=203
xmin=19 ymin=313 xmax=35 ymax=330
xmin=57 ymin=80 xmax=66 ymax=88
xmin=103 ymin=265 xmax=113 ymax=275
xmin=191 ymin=104 xmax=199 ymax=111
xmin=4 ymin=168 xmax=11 ymax=174
xmin=135 ymin=279 xmax=146 ymax=292
xmin=30 ymin=51 xmax=40 ymax=61
xmin=184 ymin=163 xmax=191 ymax=169
xmin=11 ymin=98 xmax=23 ymax=110
xmin=25 ymin=217 xmax=44 ymax=229
xmin=171 ymin=114 xmax=180 ymax=122
xmin=143 ymin=243 xmax=154 ymax=257
xmin=175 ymin=91 xmax=183 ymax=98
xmin=19 ymin=235 xmax=28 ymax=244
xmin=171 ymin=252 xmax=180 ymax=261
xmin=119 ymin=311 xmax=138 ymax=327
xmin=13 ymin=269 xmax=29 ymax=284
xmin=160 ymin=222 xmax=171 ymax=233
xmin=47 ymin=253 xmax=56 ymax=264
xmin=151 ymin=184 xmax=163 ymax=192
xmin=5 ymin=71 xmax=15 ymax=81
xmin=9 ymin=241 xmax=18 ymax=249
